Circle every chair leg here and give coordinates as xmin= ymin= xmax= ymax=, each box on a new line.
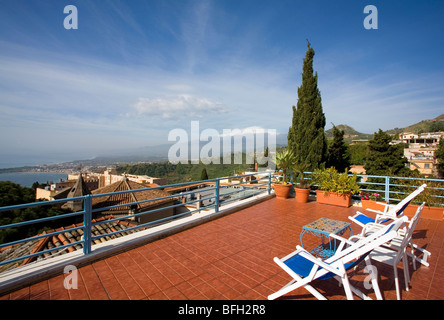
xmin=268 ymin=277 xmax=327 ymax=300
xmin=365 ymin=259 xmax=383 ymax=300
xmin=393 ymin=266 xmax=401 ymax=300
xmin=410 ymin=243 xmax=417 ymax=271
xmin=268 ymin=279 xmax=297 ymax=300
xmin=410 ymin=243 xmax=431 ymax=267
xmin=340 ymin=274 xmax=354 ymax=300
xmin=402 ymin=254 xmax=410 ymax=292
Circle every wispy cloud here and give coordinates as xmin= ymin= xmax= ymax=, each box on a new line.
xmin=130 ymin=94 xmax=228 ymax=119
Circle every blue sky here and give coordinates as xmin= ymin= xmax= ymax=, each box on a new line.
xmin=0 ymin=0 xmax=443 ymax=166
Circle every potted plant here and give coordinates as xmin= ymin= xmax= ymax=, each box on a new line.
xmin=312 ymin=167 xmax=360 ymax=207
xmin=293 ymin=162 xmax=311 ymax=203
xmin=273 ymin=150 xmax=295 ymax=198
xmin=360 ymin=191 xmax=387 ymax=211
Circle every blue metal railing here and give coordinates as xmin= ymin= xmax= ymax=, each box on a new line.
xmin=1 ymin=170 xmax=443 ymax=270
xmin=0 ymin=172 xmax=272 ymax=269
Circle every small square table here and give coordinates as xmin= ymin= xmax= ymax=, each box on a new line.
xmin=300 ymin=217 xmax=353 ymax=259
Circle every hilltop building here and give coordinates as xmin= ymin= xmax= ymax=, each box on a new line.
xmin=35 ymin=174 xmax=98 ymax=201
xmin=400 ymin=131 xmax=444 ymax=177
xmin=79 ymin=168 xmax=167 ymax=188
xmin=35 ymin=168 xmax=165 ymax=201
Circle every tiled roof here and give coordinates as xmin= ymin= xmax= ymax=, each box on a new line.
xmin=52 ymin=174 xmax=91 ymax=211
xmin=0 ymin=216 xmax=142 ymax=274
xmin=91 ymin=178 xmax=173 ymax=213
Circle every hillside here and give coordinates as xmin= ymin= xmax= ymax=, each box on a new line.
xmin=325 ymin=125 xmax=373 ymax=143
xmin=386 ymin=114 xmax=444 ymax=135
xmin=116 ymin=154 xmax=253 ymax=184
xmin=326 ymin=114 xmax=444 ymax=144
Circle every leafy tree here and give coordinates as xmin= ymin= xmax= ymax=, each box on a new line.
xmin=348 ymin=143 xmax=368 ymax=165
xmin=327 ymin=125 xmax=350 ymax=172
xmin=288 ymin=42 xmax=327 ymax=170
xmin=364 ymin=129 xmax=409 ymax=176
xmin=116 ymin=156 xmax=250 ymax=184
xmin=0 ymin=181 xmax=74 ymax=244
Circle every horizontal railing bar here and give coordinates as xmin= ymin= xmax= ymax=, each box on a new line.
xmin=0 ymin=240 xmax=84 ymax=267
xmin=219 ymin=189 xmax=264 ymax=205
xmin=88 ymin=172 xmax=269 ymax=200
xmin=91 ymin=203 xmax=216 ymax=241
xmin=0 ymin=195 xmax=89 ymax=213
xmin=89 ymin=180 xmax=218 ymax=199
xmin=92 ymin=194 xmax=217 ymax=225
xmin=219 ymin=186 xmax=266 ymax=198
xmin=91 ymin=187 xmax=219 ymax=214
xmin=0 ymin=225 xmax=85 ymax=250
xmin=0 ymin=210 xmax=85 ymax=231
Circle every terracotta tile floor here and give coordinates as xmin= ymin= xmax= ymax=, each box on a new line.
xmin=1 ymin=197 xmax=443 ymax=300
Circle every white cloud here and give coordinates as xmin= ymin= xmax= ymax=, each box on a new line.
xmin=130 ymin=94 xmax=228 ymax=119
xmin=219 ymin=126 xmax=276 ymax=137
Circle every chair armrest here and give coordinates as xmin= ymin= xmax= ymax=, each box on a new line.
xmin=366 ymin=208 xmax=382 ymax=214
xmin=359 ymin=223 xmax=384 ymax=236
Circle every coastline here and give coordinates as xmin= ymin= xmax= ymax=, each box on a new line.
xmin=0 ymin=172 xmax=69 ymax=188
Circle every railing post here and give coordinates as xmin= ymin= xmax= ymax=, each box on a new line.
xmin=384 ymin=176 xmax=390 ymax=203
xmin=83 ymin=194 xmax=92 ymax=255
xmin=268 ymin=172 xmax=272 ymax=195
xmin=215 ymin=179 xmax=220 ymax=213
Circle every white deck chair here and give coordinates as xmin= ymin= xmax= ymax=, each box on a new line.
xmin=348 ymin=184 xmax=426 ymax=228
xmin=351 ymin=184 xmax=431 ymax=268
xmin=360 ymin=203 xmax=426 ymax=300
xmin=268 ymin=217 xmax=408 ymax=300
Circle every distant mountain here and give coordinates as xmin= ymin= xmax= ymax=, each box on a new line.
xmin=386 ymin=114 xmax=444 ymax=135
xmin=93 ymin=132 xmax=288 ymax=163
xmin=325 ymin=125 xmax=373 ymax=143
xmin=325 ymin=114 xmax=444 ymax=144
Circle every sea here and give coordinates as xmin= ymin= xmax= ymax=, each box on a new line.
xmin=0 ymin=172 xmax=68 ymax=188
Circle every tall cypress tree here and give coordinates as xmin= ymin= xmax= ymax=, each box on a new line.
xmin=288 ymin=42 xmax=327 ymax=170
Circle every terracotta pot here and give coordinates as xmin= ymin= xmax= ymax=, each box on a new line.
xmin=295 ymin=188 xmax=310 ymax=203
xmin=273 ymin=183 xmax=292 ymax=199
xmin=403 ymin=204 xmax=443 ymax=221
xmin=361 ymin=200 xmax=387 ymax=211
xmin=316 ymin=190 xmax=352 ymax=207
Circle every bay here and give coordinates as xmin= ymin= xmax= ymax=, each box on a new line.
xmin=0 ymin=172 xmax=68 ymax=188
